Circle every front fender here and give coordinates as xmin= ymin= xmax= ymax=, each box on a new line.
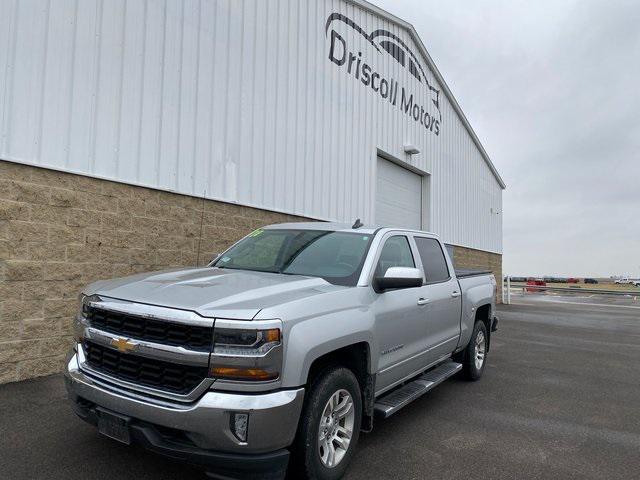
xmin=280 ymin=308 xmax=376 ymax=388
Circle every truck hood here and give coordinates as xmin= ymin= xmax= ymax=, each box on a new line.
xmin=84 ymin=267 xmax=346 ymax=320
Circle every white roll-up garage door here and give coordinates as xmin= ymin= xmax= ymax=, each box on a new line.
xmin=375 ymin=157 xmax=423 ymax=229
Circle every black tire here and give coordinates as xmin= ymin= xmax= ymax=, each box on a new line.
xmin=461 ymin=320 xmax=488 ymax=381
xmin=291 ymin=366 xmax=362 ymax=480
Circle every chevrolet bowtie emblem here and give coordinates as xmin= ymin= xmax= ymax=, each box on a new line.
xmin=111 ymin=337 xmax=136 ymax=353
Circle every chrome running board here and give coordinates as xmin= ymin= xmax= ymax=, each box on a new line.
xmin=373 ymin=361 xmax=462 ymax=418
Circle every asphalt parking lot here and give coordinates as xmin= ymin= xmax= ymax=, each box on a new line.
xmin=1 ymin=299 xmax=639 ymax=479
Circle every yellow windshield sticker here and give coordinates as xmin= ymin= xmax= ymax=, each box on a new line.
xmin=249 ymin=229 xmax=263 ymax=237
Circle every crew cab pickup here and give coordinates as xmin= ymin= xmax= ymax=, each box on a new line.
xmin=65 ymin=222 xmax=498 ymax=480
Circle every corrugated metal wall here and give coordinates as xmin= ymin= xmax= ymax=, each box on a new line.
xmin=0 ymin=0 xmax=503 ymax=253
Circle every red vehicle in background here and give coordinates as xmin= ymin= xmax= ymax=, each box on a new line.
xmin=567 ymin=278 xmax=580 ymax=284
xmin=526 ymin=279 xmax=546 ymax=292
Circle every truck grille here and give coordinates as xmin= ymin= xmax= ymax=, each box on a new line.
xmin=86 ymin=306 xmax=212 ymax=351
xmin=83 ymin=341 xmax=208 ymax=394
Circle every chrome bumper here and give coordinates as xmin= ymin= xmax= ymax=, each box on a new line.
xmin=64 ymin=351 xmax=305 ymax=454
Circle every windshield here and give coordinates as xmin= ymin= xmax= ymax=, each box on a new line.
xmin=212 ymin=229 xmax=374 ymax=286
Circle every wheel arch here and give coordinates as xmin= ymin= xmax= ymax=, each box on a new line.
xmin=304 ymin=342 xmax=376 ymax=433
xmin=475 ymin=303 xmax=492 ymax=351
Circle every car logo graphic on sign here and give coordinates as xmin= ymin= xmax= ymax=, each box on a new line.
xmin=325 ymin=12 xmax=442 ymax=136
xmin=111 ymin=337 xmax=136 ymax=353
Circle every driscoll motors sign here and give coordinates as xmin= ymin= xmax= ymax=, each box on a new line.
xmin=325 ymin=13 xmax=442 ymax=136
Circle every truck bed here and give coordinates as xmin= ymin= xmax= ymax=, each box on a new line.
xmin=455 ymin=269 xmax=493 ymax=279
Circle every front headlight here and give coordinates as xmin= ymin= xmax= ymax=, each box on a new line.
xmin=213 ymin=327 xmax=281 ymax=355
xmin=74 ymin=294 xmax=88 ymax=343
xmin=209 ymin=320 xmax=283 ymax=382
xmin=77 ymin=293 xmax=87 ymax=317
xmin=78 ymin=293 xmax=101 ymax=318
xmin=74 ymin=294 xmax=100 ymax=343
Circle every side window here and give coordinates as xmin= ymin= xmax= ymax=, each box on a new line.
xmin=375 ymin=236 xmax=415 ymax=277
xmin=414 ymin=237 xmax=450 ymax=283
xmin=445 ymin=244 xmax=456 ymax=267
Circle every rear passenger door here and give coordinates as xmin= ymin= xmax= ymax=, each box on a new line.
xmin=413 ymin=236 xmax=462 ymax=362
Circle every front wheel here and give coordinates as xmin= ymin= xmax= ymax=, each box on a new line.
xmin=461 ymin=320 xmax=488 ymax=381
xmin=291 ymin=367 xmax=362 ymax=480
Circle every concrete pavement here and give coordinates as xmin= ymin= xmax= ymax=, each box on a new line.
xmin=1 ymin=300 xmax=639 ymax=479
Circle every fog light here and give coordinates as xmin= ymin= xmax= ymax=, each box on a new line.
xmin=230 ymin=412 xmax=249 ymax=442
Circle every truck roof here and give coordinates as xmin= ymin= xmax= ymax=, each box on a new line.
xmin=263 ymin=222 xmax=440 ymax=238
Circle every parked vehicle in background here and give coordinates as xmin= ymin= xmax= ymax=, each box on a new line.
xmin=508 ymin=276 xmax=527 ymax=283
xmin=632 ymin=280 xmax=640 ymax=287
xmin=544 ymin=277 xmax=568 ymax=283
xmin=567 ymin=278 xmax=579 ymax=284
xmin=615 ymin=278 xmax=630 ymax=284
xmin=65 ymin=222 xmax=498 ymax=480
xmin=526 ymin=279 xmax=547 ymax=292
xmin=584 ymin=278 xmax=599 ymax=284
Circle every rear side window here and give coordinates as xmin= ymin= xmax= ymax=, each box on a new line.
xmin=375 ymin=236 xmax=415 ymax=277
xmin=414 ymin=237 xmax=450 ymax=283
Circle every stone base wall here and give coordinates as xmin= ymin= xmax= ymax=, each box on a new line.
xmin=451 ymin=245 xmax=503 ymax=304
xmin=0 ymin=160 xmax=308 ymax=384
xmin=0 ymin=160 xmax=503 ymax=384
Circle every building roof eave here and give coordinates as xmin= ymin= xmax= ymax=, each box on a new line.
xmin=347 ymin=0 xmax=507 ymax=190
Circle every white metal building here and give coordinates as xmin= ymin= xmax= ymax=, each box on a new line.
xmin=0 ymin=0 xmax=504 ymax=254
xmin=0 ymin=0 xmax=507 ymax=383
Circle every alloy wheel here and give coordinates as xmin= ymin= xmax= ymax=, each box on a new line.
xmin=318 ymin=389 xmax=355 ymax=468
xmin=474 ymin=330 xmax=486 ymax=370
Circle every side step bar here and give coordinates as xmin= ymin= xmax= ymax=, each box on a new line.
xmin=373 ymin=361 xmax=462 ymax=418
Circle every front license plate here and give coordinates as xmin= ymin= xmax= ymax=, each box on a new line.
xmin=97 ymin=408 xmax=131 ymax=445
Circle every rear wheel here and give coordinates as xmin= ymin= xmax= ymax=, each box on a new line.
xmin=461 ymin=321 xmax=488 ymax=381
xmin=291 ymin=367 xmax=362 ymax=480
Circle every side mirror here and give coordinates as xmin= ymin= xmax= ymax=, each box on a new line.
xmin=375 ymin=267 xmax=423 ymax=292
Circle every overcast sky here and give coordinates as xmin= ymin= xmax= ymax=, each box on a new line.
xmin=374 ymin=0 xmax=640 ymax=278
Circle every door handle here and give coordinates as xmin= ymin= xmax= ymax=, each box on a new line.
xmin=451 ymin=291 xmax=461 ymax=298
xmin=417 ymin=298 xmax=430 ymax=306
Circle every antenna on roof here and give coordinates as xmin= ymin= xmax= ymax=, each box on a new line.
xmin=352 ymin=218 xmax=363 ymax=229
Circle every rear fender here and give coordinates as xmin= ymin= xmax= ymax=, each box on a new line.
xmin=456 ymin=276 xmax=495 ymax=351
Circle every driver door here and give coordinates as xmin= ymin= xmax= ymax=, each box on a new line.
xmin=372 ymin=234 xmax=431 ymax=394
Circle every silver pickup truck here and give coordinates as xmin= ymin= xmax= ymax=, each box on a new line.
xmin=65 ymin=222 xmax=498 ymax=480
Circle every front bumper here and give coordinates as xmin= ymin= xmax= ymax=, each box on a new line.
xmin=65 ymin=352 xmax=304 ymax=475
